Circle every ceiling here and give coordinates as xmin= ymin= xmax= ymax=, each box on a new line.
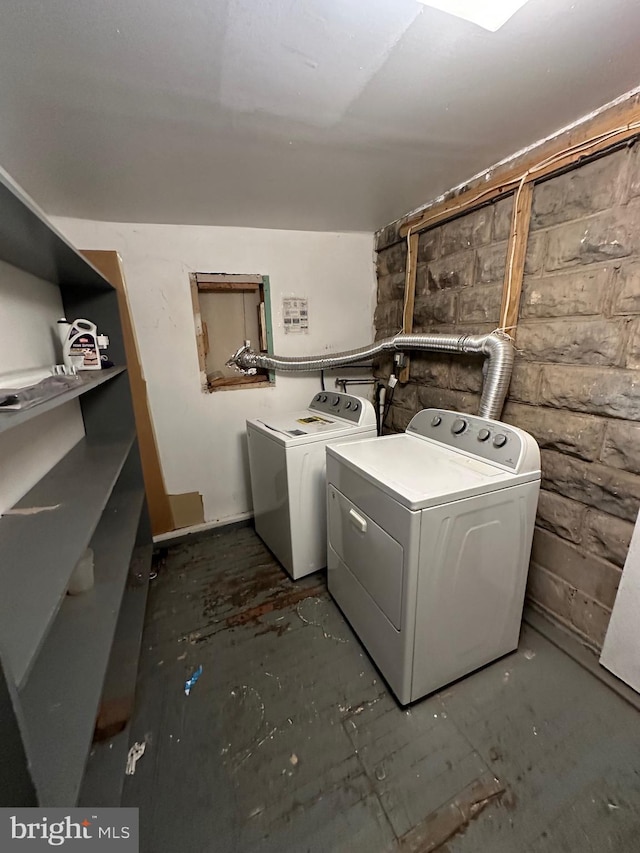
xmin=0 ymin=0 xmax=639 ymax=232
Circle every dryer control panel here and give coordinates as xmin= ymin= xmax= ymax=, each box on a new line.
xmin=406 ymin=408 xmax=538 ymax=472
xmin=309 ymin=391 xmax=372 ymax=425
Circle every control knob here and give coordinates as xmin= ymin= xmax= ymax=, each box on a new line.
xmin=493 ymin=434 xmax=507 ymax=448
xmin=332 ymin=395 xmax=340 ymax=406
xmin=431 ymin=415 xmax=442 ymax=427
xmin=477 ymin=428 xmax=491 ymax=442
xmin=352 ymin=402 xmax=359 ymax=411
xmin=451 ymin=418 xmax=467 ymax=435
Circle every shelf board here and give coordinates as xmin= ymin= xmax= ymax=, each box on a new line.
xmin=0 ymin=432 xmax=135 ymax=688
xmin=94 ymin=545 xmax=152 ymax=740
xmin=78 ymin=724 xmax=133 ymax=808
xmin=0 ymin=168 xmax=112 ymax=290
xmin=78 ymin=545 xmax=152 ymax=808
xmin=20 ymin=485 xmax=145 ymax=807
xmin=0 ymin=367 xmax=127 ymax=436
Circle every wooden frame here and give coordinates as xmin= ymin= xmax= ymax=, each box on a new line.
xmin=499 ymin=181 xmax=534 ymax=335
xmin=395 ymin=91 xmax=640 ymax=345
xmin=190 ymin=272 xmax=274 ymax=392
xmin=82 ymin=250 xmax=174 ymax=536
xmin=400 ymin=93 xmax=640 ymax=239
xmin=399 ymin=233 xmax=419 ymax=383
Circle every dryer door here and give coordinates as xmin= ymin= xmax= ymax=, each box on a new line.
xmin=328 ymin=486 xmax=404 ymax=629
xmin=411 ymin=481 xmax=539 ymax=700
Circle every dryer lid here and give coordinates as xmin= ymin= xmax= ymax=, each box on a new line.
xmin=327 ymin=434 xmax=539 ymax=510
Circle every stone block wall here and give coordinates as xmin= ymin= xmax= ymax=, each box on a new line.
xmin=374 ymin=146 xmax=640 ymax=651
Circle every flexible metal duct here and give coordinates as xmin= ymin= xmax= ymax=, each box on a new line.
xmin=226 ymin=331 xmax=514 ymax=419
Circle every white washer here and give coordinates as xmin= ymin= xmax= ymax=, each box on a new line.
xmin=247 ymin=391 xmax=376 ymax=579
xmin=326 ymin=408 xmax=540 ymax=705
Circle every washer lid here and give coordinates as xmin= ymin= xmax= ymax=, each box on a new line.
xmin=248 ymin=411 xmax=372 ymax=446
xmin=327 ymin=434 xmax=539 ymax=510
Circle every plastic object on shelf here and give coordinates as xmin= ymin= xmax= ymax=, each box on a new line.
xmin=62 ymin=318 xmax=102 ymax=371
xmin=67 ymin=548 xmax=95 ymax=595
xmin=0 ymin=372 xmax=81 ymax=411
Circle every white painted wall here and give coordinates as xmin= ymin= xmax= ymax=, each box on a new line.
xmin=52 ymin=218 xmax=377 ymax=527
xmin=600 ymin=510 xmax=640 ymax=692
xmin=0 ymin=259 xmax=85 ymax=513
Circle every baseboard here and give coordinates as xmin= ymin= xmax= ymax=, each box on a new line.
xmin=153 ymin=513 xmax=254 ymax=546
xmin=523 ymin=604 xmax=640 ymax=713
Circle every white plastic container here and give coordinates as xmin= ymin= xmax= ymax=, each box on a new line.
xmin=63 ymin=318 xmax=102 ymax=371
xmin=67 ymin=548 xmax=94 ymax=595
xmin=57 ymin=318 xmax=73 ymax=369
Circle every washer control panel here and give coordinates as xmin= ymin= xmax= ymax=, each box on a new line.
xmin=309 ymin=391 xmax=366 ymax=424
xmin=407 ymin=408 xmax=523 ymax=469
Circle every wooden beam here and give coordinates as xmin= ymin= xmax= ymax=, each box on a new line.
xmin=82 ymin=250 xmax=175 ymax=536
xmin=197 ymin=281 xmax=260 ymax=292
xmin=190 ymin=274 xmax=208 ymax=390
xmin=499 ymin=181 xmax=534 ymax=337
xmin=207 ymin=376 xmax=273 ymax=392
xmin=399 ymin=232 xmax=419 ymax=384
xmin=401 ymin=187 xmax=513 ymax=239
xmin=194 ymin=273 xmax=263 ymax=284
xmin=400 ymin=93 xmax=640 ymax=237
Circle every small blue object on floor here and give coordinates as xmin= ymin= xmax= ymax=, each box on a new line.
xmin=184 ymin=665 xmax=202 ymax=696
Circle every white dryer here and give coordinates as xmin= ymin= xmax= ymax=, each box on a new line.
xmin=247 ymin=392 xmax=376 ymax=579
xmin=326 ymin=408 xmax=540 ymax=705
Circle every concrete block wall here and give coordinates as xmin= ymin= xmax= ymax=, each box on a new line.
xmin=374 ymin=146 xmax=640 ymax=651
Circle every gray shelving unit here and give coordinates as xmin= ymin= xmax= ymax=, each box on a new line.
xmin=0 ymin=366 xmax=126 ymax=435
xmin=0 ymin=169 xmax=152 ymax=807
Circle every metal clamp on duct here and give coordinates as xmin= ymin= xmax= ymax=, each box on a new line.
xmin=226 ymin=332 xmax=514 ymax=420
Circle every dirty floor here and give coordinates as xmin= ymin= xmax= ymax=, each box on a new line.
xmin=123 ymin=526 xmax=640 ymax=852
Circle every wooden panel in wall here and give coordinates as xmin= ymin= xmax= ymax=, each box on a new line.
xmin=399 ymin=232 xmax=419 ymax=384
xmin=499 ymin=181 xmax=534 ymax=337
xmin=82 ymin=250 xmax=174 ymax=536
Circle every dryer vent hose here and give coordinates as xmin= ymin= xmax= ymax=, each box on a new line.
xmin=226 ymin=332 xmax=514 ymax=420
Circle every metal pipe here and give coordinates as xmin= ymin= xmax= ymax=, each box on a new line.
xmin=226 ymin=331 xmax=514 ymax=419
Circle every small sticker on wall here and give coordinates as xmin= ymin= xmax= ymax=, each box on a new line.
xmin=283 ymin=297 xmax=309 ymax=334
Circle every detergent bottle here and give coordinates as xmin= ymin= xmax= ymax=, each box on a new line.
xmin=62 ymin=318 xmax=102 ymax=371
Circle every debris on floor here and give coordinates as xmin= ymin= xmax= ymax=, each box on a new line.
xmin=398 ymin=772 xmax=505 ymax=852
xmin=184 ymin=664 xmax=203 ymax=696
xmin=122 ymin=527 xmax=640 ymax=853
xmin=296 ymin=596 xmax=349 ymax=643
xmin=125 ymin=741 xmax=146 ymax=776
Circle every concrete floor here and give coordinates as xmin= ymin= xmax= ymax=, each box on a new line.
xmin=123 ymin=526 xmax=640 ymax=852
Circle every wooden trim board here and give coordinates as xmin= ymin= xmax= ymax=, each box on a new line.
xmin=388 ymin=92 xmax=640 ymax=351
xmin=399 ymin=233 xmax=419 ymax=383
xmin=194 ymin=273 xmax=263 ymax=284
xmin=190 ymin=273 xmax=208 ymax=389
xmin=197 ymin=281 xmax=260 ymax=292
xmin=499 ymin=181 xmax=534 ymax=337
xmin=82 ymin=250 xmax=174 ymax=536
xmin=400 ymin=92 xmax=640 ymax=237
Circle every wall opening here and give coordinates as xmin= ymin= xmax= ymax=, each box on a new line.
xmin=190 ymin=272 xmax=274 ymax=392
